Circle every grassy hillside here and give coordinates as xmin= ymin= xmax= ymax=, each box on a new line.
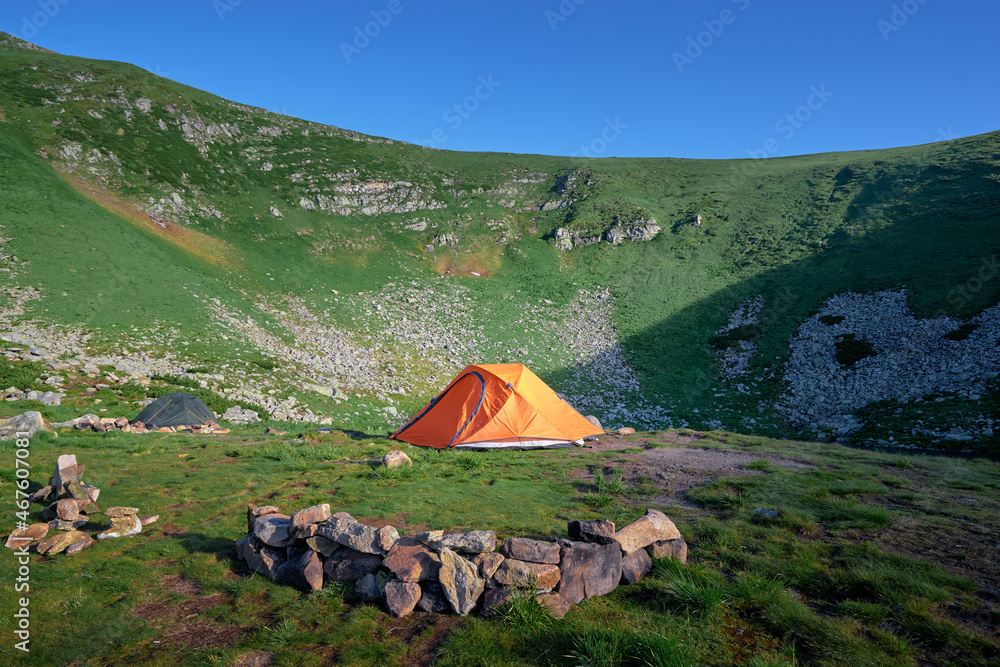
xmin=0 ymin=31 xmax=998 ymax=446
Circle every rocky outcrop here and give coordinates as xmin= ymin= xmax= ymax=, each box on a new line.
xmin=553 ymin=220 xmax=660 ymax=252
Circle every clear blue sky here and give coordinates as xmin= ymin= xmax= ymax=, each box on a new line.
xmin=3 ymin=0 xmax=998 ymax=159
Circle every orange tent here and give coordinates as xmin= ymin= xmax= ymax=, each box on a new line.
xmin=391 ymin=364 xmax=603 ymax=450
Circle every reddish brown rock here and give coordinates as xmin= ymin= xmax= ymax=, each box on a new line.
xmin=472 ymin=552 xmax=505 ymax=580
xmin=616 ymin=427 xmax=636 ymax=436
xmin=384 ymin=580 xmax=422 ymax=617
xmin=384 ymin=537 xmax=441 ymax=583
xmin=621 ymin=546 xmax=652 ymax=585
xmin=536 ymin=592 xmax=572 ymax=619
xmin=277 ymin=549 xmax=324 ymax=592
xmin=499 ymin=537 xmax=560 ymax=564
xmin=567 ymin=519 xmax=616 ymax=545
xmin=647 ymin=537 xmax=687 ymax=564
xmin=36 ymin=530 xmax=89 ymax=556
xmin=139 ymin=515 xmax=159 ymax=526
xmin=557 ymin=540 xmax=622 ymax=605
xmin=4 ymin=523 xmax=49 ymax=548
xmin=613 ymin=509 xmax=680 ymax=555
xmin=64 ymin=532 xmax=93 ymax=555
xmin=323 ymin=548 xmax=383 ymax=583
xmin=53 ymin=499 xmax=80 ymax=521
xmin=481 ymin=586 xmax=519 ymax=617
xmin=104 ymin=506 xmax=140 ymax=519
xmin=493 ymin=559 xmax=561 ymax=590
xmin=27 ymin=486 xmax=52 ymax=504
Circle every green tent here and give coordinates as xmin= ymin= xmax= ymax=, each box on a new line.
xmin=132 ymin=392 xmax=218 ymax=430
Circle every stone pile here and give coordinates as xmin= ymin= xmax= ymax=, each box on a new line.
xmin=51 ymin=414 xmax=229 ymax=435
xmin=236 ymin=505 xmax=687 ymax=619
xmin=2 ymin=455 xmax=157 ymax=556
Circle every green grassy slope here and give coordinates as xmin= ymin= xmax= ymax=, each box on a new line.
xmin=1 ymin=31 xmax=998 ymax=443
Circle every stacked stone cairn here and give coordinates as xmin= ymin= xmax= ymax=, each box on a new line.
xmin=2 ymin=455 xmax=158 ymax=556
xmin=52 ymin=413 xmax=229 ymax=435
xmin=236 ymin=504 xmax=687 ymax=619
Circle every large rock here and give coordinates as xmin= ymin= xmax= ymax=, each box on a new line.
xmin=418 ymin=530 xmax=497 ymax=554
xmin=277 ymin=549 xmax=324 ymax=592
xmin=305 ymin=535 xmax=340 ymax=557
xmin=104 ymin=506 xmax=139 ymax=518
xmin=621 ymin=547 xmax=652 ymax=585
xmin=471 ymin=552 xmax=505 ymax=580
xmin=384 ymin=581 xmax=422 ymax=618
xmin=536 ymin=592 xmax=572 ymax=619
xmin=481 ymin=586 xmax=519 ymax=618
xmin=613 ymin=509 xmax=680 ymax=555
xmin=64 ymin=532 xmax=93 ymax=555
xmin=51 ymin=454 xmax=79 ymax=491
xmin=647 ymin=537 xmax=688 ymax=564
xmin=48 ymin=518 xmax=88 ymax=531
xmin=321 ymin=516 xmax=398 ymax=555
xmin=417 ymin=582 xmax=450 ymax=613
xmin=254 ymin=514 xmax=293 ymax=548
xmin=323 ymin=548 xmax=383 ymax=583
xmin=4 ymin=523 xmax=49 ymax=548
xmin=290 ymin=504 xmax=331 ymax=530
xmin=568 ymin=519 xmax=616 ymax=545
xmin=26 ymin=486 xmax=53 ymax=504
xmin=493 ymin=559 xmax=561 ymax=590
xmin=244 ymin=536 xmax=287 ymax=580
xmin=52 ymin=499 xmax=80 ymax=521
xmin=356 ymin=573 xmax=386 ymax=603
xmin=36 ymin=530 xmax=90 ymax=556
xmin=438 ymin=547 xmax=485 ymax=616
xmin=98 ymin=515 xmax=142 ymax=539
xmin=247 ymin=505 xmax=281 ymax=534
xmin=222 ymin=406 xmax=261 ymax=424
xmin=557 ymin=540 xmax=622 ymax=605
xmin=0 ymin=411 xmax=56 ymax=440
xmin=384 ymin=537 xmax=441 ymax=583
xmin=499 ymin=537 xmax=560 ymax=564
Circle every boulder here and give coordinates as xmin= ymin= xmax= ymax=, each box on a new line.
xmin=382 ymin=450 xmax=412 ymax=468
xmin=417 ymin=582 xmax=451 ymax=613
xmin=104 ymin=506 xmax=140 ymax=519
xmin=471 ymin=552 xmax=505 ymax=580
xmin=290 ymin=503 xmax=331 ymax=529
xmin=613 ymin=509 xmax=680 ymax=555
xmin=64 ymin=532 xmax=93 ymax=555
xmin=621 ymin=547 xmax=652 ymax=585
xmin=98 ymin=515 xmax=142 ymax=539
xmin=276 ymin=549 xmax=324 ymax=592
xmin=51 ymin=454 xmax=79 ymax=491
xmin=493 ymin=559 xmax=561 ymax=590
xmin=646 ymin=537 xmax=687 ymax=564
xmin=321 ymin=516 xmax=398 ymax=555
xmin=616 ymin=427 xmax=636 ymax=436
xmin=536 ymin=592 xmax=572 ymax=619
xmin=438 ymin=547 xmax=485 ymax=616
xmin=323 ymin=548 xmax=383 ymax=583
xmin=27 ymin=486 xmax=53 ymax=503
xmin=567 ymin=519 xmax=616 ymax=545
xmin=247 ymin=505 xmax=281 ymax=534
xmin=557 ymin=540 xmax=622 ymax=605
xmin=36 ymin=530 xmax=90 ymax=556
xmin=254 ymin=514 xmax=293 ymax=548
xmin=384 ymin=581 xmax=422 ymax=618
xmin=383 ymin=537 xmax=441 ymax=583
xmin=305 ymin=535 xmax=340 ymax=557
xmin=236 ymin=537 xmax=248 ymax=560
xmin=419 ymin=530 xmax=497 ymax=554
xmin=4 ymin=523 xmax=49 ymax=548
xmin=52 ymin=499 xmax=80 ymax=521
xmin=0 ymin=411 xmax=56 ymax=439
xmin=222 ymin=406 xmax=261 ymax=424
xmin=48 ymin=518 xmax=88 ymax=531
xmin=244 ymin=536 xmax=287 ymax=580
xmin=481 ymin=586 xmax=519 ymax=617
xmin=355 ymin=573 xmax=386 ymax=603
xmin=139 ymin=515 xmax=159 ymax=526
xmin=499 ymin=537 xmax=560 ymax=564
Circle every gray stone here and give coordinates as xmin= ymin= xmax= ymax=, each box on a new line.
xmin=438 ymin=547 xmax=485 ymax=616
xmin=417 ymin=581 xmax=450 ymax=613
xmin=0 ymin=411 xmax=56 ymax=440
xmin=26 ymin=486 xmax=53 ymax=504
xmin=322 ymin=548 xmax=383 ymax=583
xmin=48 ymin=518 xmax=88 ymax=531
xmin=244 ymin=536 xmax=286 ymax=580
xmin=646 ymin=537 xmax=687 ymax=564
xmin=568 ymin=519 xmax=616 ymax=545
xmin=499 ymin=537 xmax=560 ymax=564
xmin=481 ymin=586 xmax=519 ymax=617
xmin=420 ymin=530 xmax=497 ymax=554
xmin=254 ymin=514 xmax=293 ymax=548
xmin=277 ymin=549 xmax=324 ymax=592
xmin=305 ymin=535 xmax=340 ymax=557
xmin=355 ymin=574 xmax=383 ymax=603
xmin=321 ymin=516 xmax=398 ymax=555
xmin=290 ymin=503 xmax=331 ymax=529
xmin=557 ymin=540 xmax=622 ymax=605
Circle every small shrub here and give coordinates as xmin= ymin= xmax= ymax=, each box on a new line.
xmin=744 ymin=458 xmax=774 ymax=472
xmin=834 ymin=333 xmax=876 ymax=367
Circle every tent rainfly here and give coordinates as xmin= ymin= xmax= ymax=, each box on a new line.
xmin=132 ymin=392 xmax=219 ymax=430
xmin=391 ymin=363 xmax=602 ymax=450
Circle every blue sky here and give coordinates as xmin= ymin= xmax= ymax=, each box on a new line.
xmin=2 ymin=0 xmax=998 ymax=159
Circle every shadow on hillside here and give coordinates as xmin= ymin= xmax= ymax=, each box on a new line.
xmin=540 ymin=134 xmax=1000 ymax=429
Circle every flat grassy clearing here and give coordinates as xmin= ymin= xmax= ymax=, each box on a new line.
xmin=1 ymin=419 xmax=997 ymax=666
